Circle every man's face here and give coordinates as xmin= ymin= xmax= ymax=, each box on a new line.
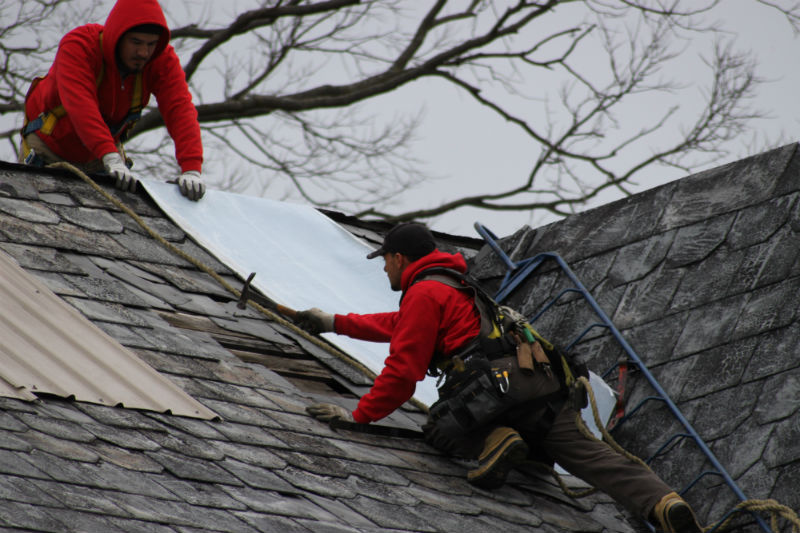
xmin=118 ymin=31 xmax=159 ymax=72
xmin=383 ymin=252 xmax=406 ymax=292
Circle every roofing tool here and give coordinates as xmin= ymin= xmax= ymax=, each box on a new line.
xmin=236 ymin=272 xmax=298 ymax=319
xmin=328 ymin=417 xmax=424 ymax=439
xmin=494 ymin=370 xmax=509 ymax=394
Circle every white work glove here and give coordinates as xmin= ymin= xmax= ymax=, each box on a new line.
xmin=102 ymin=152 xmax=138 ymax=192
xmin=295 ymin=308 xmax=335 ymax=334
xmin=306 ymin=403 xmax=353 ymax=422
xmin=177 ymin=170 xmax=206 ymax=201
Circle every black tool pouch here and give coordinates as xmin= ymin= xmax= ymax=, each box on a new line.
xmin=426 ymin=361 xmax=504 ymax=441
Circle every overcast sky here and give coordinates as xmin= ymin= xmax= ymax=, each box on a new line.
xmin=5 ymin=1 xmax=799 ymax=239
xmin=383 ymin=0 xmax=800 ymax=238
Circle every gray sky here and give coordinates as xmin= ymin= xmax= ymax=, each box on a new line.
xmin=4 ymin=1 xmax=799 ymax=239
xmin=384 ymin=0 xmax=800 ymax=237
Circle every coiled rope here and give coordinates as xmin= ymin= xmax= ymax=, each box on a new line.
xmin=45 ymin=162 xmax=432 ymax=411
xmin=560 ymin=376 xmax=800 ymax=533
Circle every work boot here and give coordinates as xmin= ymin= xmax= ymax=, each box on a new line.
xmin=467 ymin=427 xmax=528 ymax=489
xmin=652 ymin=492 xmax=702 ymax=533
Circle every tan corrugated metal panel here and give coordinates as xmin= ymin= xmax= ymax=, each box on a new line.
xmin=0 ymin=374 xmax=36 ymax=401
xmin=0 ymin=250 xmax=217 ymax=420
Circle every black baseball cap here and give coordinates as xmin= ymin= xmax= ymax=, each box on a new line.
xmin=366 ymin=222 xmax=436 ymax=260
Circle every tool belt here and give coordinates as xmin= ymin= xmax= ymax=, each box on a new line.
xmin=424 ymin=349 xmax=569 ymax=450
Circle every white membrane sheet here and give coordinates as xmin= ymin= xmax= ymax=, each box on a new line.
xmin=142 ymin=180 xmax=439 ymax=406
xmin=142 ymin=181 xmax=616 ymax=424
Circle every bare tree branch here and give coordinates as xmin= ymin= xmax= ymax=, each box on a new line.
xmin=0 ymin=0 xmax=796 ymax=226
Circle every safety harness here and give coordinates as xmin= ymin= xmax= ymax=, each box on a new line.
xmin=20 ymin=32 xmax=143 ymax=166
xmin=414 ymin=267 xmax=588 ymax=445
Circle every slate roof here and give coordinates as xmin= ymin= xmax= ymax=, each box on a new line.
xmin=470 ymin=143 xmax=800 ymax=531
xmin=0 ymin=162 xmax=634 ymax=533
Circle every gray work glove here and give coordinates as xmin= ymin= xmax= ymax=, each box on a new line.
xmin=306 ymin=403 xmax=353 ymax=422
xmin=295 ymin=308 xmax=335 ymax=334
xmin=177 ymin=170 xmax=206 ymax=201
xmin=102 ymin=152 xmax=138 ymax=192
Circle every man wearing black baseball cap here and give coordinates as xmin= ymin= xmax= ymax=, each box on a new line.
xmin=297 ymin=222 xmax=481 ymax=423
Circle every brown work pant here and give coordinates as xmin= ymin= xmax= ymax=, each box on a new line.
xmin=534 ymin=405 xmax=672 ymax=519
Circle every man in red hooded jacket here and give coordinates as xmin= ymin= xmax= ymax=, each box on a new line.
xmin=19 ymin=0 xmax=205 ymax=200
xmin=299 ymin=222 xmax=703 ymax=533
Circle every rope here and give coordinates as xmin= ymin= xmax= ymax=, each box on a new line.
xmin=552 ymin=375 xmax=800 ymax=533
xmin=46 ymin=162 xmax=428 ymax=413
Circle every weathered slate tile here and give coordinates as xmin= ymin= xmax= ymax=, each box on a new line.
xmin=710 ymin=418 xmax=773 ymax=478
xmin=742 ymin=323 xmax=800 ymax=381
xmin=763 ymin=416 xmax=800 ymax=468
xmin=14 ymin=413 xmax=96 ymax=443
xmin=607 ymin=232 xmax=674 ymax=285
xmin=0 ymin=197 xmax=60 ymax=223
xmin=145 ymin=448 xmax=242 ymax=485
xmin=106 ymin=516 xmax=185 ymax=533
xmin=21 ymin=430 xmax=101 ymax=462
xmin=64 ymin=296 xmax=153 ymax=325
xmin=727 ymin=194 xmax=797 ymax=250
xmin=220 ymin=457 xmax=297 ymax=491
xmin=304 ymin=494 xmax=380 ymax=530
xmin=344 ymin=476 xmax=418 ymax=506
xmin=340 ymin=495 xmax=436 ymax=532
xmin=0 ymin=243 xmax=83 ymax=273
xmin=234 ymin=511 xmax=312 ymax=533
xmin=31 ymin=479 xmax=130 ymax=516
xmin=84 ymin=424 xmax=162 ymax=451
xmin=659 ymin=144 xmax=796 ymax=228
xmin=0 ymin=168 xmax=39 ymax=199
xmin=155 ymin=478 xmax=248 ymax=509
xmin=90 ymin=442 xmax=165 ymax=473
xmin=672 ymin=294 xmax=747 ymax=357
xmin=104 ymin=491 xmax=250 ymax=530
xmin=113 ymin=212 xmax=186 ymax=241
xmin=666 ymin=214 xmax=735 ymax=268
xmin=213 ymin=441 xmax=287 ymax=469
xmin=49 ymin=508 xmax=127 ymax=532
xmin=752 ymin=370 xmax=800 ymax=424
xmin=39 ymin=191 xmax=74 ymax=205
xmin=145 ymin=430 xmax=225 ymax=460
xmin=677 ymin=338 xmax=756 ymax=400
xmin=274 ymin=467 xmax=357 ymax=498
xmin=223 ymin=487 xmax=337 ymax=521
xmin=53 ymin=205 xmax=125 ymax=232
xmin=0 ymin=475 xmax=63 ymax=506
xmin=0 ymin=500 xmax=68 ymax=531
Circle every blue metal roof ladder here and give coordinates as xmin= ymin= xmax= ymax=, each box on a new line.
xmin=473 ymin=222 xmax=772 ymax=533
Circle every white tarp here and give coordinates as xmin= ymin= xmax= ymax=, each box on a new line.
xmin=141 ymin=180 xmax=617 ymax=422
xmin=142 ymin=179 xmax=440 ymax=406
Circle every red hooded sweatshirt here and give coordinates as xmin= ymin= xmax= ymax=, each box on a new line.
xmin=24 ymin=0 xmax=202 ymax=172
xmin=335 ymin=250 xmax=482 ymax=423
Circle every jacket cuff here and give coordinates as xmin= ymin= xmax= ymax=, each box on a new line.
xmin=352 ymin=408 xmax=370 ymax=424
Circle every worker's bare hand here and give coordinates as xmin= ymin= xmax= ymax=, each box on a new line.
xmin=295 ymin=308 xmax=334 ymax=334
xmin=306 ymin=403 xmax=353 ymax=422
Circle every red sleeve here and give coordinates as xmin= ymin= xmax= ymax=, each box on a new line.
xmin=334 ymin=311 xmax=397 ymax=343
xmin=55 ymin=34 xmax=119 ymax=159
xmin=351 ymin=289 xmax=441 ymax=423
xmin=149 ymin=45 xmax=203 ymax=173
